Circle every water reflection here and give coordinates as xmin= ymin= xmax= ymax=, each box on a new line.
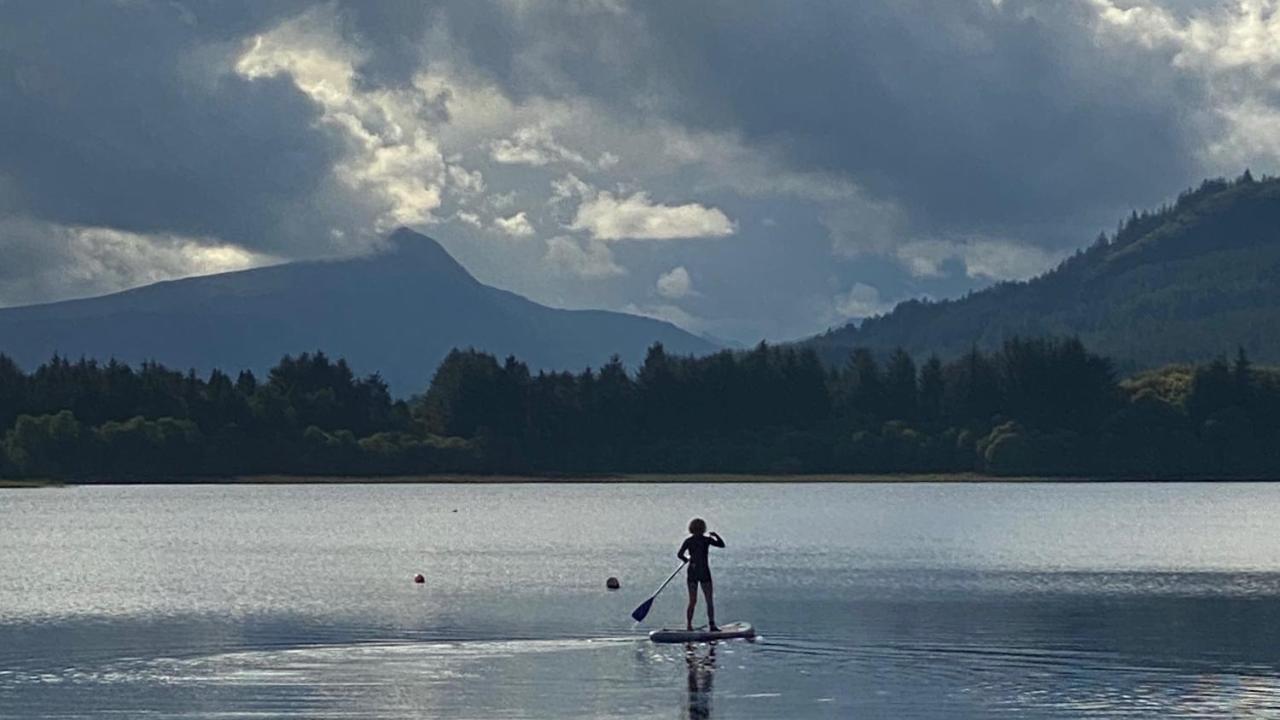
xmin=684 ymin=642 xmax=716 ymax=720
xmin=12 ymin=483 xmax=1280 ymax=718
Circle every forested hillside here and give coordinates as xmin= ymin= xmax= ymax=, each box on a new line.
xmin=807 ymin=173 xmax=1280 ymax=371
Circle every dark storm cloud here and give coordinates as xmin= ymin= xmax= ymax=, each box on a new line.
xmin=1 ymin=0 xmax=1209 ymax=254
xmin=333 ymin=1 xmax=647 ymax=100
xmin=418 ymin=0 xmax=1208 ymax=246
xmin=0 ymin=1 xmax=343 ymax=251
xmin=655 ymin=1 xmax=1207 ymax=237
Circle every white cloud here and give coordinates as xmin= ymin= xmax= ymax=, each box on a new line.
xmin=506 ymin=0 xmax=629 ymax=14
xmin=569 ymin=191 xmax=735 ymax=241
xmin=656 ymin=266 xmax=693 ymax=299
xmin=448 ymin=165 xmax=486 ymax=195
xmin=413 ymin=65 xmax=638 ymax=179
xmin=491 ymin=125 xmax=584 ymax=166
xmin=821 ymin=184 xmax=1061 ymax=281
xmin=0 ymin=218 xmax=274 ymax=307
xmin=895 ymin=238 xmax=1062 ymax=281
xmin=489 ymin=124 xmax=616 ymax=169
xmin=489 ymin=191 xmax=518 ymax=211
xmin=235 ymin=7 xmax=466 ymax=231
xmin=544 ymin=236 xmax=625 ymax=277
xmin=550 ymin=173 xmax=594 ymax=205
xmin=822 ymin=198 xmax=908 ymax=258
xmin=454 ymin=211 xmax=483 ymax=228
xmin=1089 ymin=0 xmax=1280 ymax=171
xmin=1206 ymin=99 xmax=1280 ymax=169
xmin=494 ymin=211 xmax=536 ymax=238
xmin=69 ymin=226 xmax=270 ymax=281
xmin=1090 ymin=0 xmax=1280 ymax=74
xmin=340 ymin=134 xmax=444 ymax=227
xmin=959 ymin=240 xmax=1064 ymax=281
xmin=661 ymin=126 xmax=865 ymax=202
xmin=832 ymin=283 xmax=894 ymax=320
xmin=620 ymin=302 xmax=709 ymax=334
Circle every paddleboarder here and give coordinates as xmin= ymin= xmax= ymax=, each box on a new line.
xmin=678 ymin=518 xmax=725 ymax=632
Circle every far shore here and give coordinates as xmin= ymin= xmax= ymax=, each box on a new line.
xmin=5 ymin=473 xmax=1278 ymax=487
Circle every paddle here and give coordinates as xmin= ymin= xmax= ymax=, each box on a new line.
xmin=630 ymin=560 xmax=687 ymax=623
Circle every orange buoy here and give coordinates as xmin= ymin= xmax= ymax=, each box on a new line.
xmin=413 ymin=573 xmax=425 ymax=584
xmin=606 ymin=576 xmax=620 ymax=590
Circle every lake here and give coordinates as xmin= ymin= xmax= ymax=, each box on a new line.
xmin=4 ymin=482 xmax=1280 ymax=718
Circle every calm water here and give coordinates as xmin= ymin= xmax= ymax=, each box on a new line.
xmin=4 ymin=482 xmax=1280 ymax=718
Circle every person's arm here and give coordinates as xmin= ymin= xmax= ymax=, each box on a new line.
xmin=708 ymin=532 xmax=725 ymax=548
xmin=677 ymin=537 xmax=690 ymax=562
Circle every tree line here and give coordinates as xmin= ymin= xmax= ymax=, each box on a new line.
xmin=2 ymin=338 xmax=1279 ymax=479
xmin=0 ymin=352 xmax=474 ymax=478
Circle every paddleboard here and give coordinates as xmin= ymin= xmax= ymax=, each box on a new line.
xmin=649 ymin=621 xmax=755 ymax=643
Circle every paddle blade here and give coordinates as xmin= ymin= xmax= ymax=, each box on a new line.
xmin=631 ymin=596 xmax=655 ymax=623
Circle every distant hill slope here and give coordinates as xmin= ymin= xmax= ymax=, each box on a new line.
xmin=806 ymin=174 xmax=1280 ymax=371
xmin=0 ymin=228 xmax=715 ymax=394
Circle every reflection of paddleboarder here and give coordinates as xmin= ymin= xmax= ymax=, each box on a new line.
xmin=677 ymin=518 xmax=725 ymax=632
xmin=685 ymin=642 xmax=716 ymax=720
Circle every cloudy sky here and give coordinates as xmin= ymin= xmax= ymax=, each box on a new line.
xmin=1 ymin=0 xmax=1278 ymax=343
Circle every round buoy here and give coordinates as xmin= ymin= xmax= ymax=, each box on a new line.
xmin=606 ymin=576 xmax=620 ymax=590
xmin=413 ymin=573 xmax=425 ymax=584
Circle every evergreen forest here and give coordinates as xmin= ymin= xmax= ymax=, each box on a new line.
xmin=2 ymin=338 xmax=1277 ymax=480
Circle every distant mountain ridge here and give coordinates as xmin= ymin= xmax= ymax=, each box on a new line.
xmin=0 ymin=228 xmax=716 ymax=394
xmin=805 ymin=173 xmax=1280 ymax=371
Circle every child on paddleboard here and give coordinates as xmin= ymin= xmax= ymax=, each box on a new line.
xmin=678 ymin=518 xmax=725 ymax=632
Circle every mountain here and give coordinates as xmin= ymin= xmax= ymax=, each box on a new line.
xmin=0 ymin=228 xmax=716 ymax=394
xmin=806 ymin=173 xmax=1280 ymax=371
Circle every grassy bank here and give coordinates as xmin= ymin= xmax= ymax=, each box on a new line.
xmin=0 ymin=478 xmax=63 ymax=488
xmin=184 ymin=472 xmax=1066 ymax=484
xmin=5 ymin=473 xmax=1046 ymax=485
xmin=10 ymin=473 xmax=1269 ymax=486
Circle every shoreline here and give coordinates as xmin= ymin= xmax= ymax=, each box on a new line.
xmin=0 ymin=479 xmax=64 ymax=488
xmin=5 ymin=473 xmax=1280 ymax=487
xmin=220 ymin=472 xmax=1035 ymax=484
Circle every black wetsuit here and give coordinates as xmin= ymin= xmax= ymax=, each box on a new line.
xmin=679 ymin=533 xmax=725 ymax=584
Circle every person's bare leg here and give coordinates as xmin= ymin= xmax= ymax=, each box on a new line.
xmin=702 ymin=579 xmax=718 ymax=631
xmin=686 ymin=582 xmax=697 ymax=631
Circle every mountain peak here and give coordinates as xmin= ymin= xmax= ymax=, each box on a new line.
xmin=377 ymin=227 xmax=472 ymax=279
xmin=0 ymin=226 xmax=716 ymax=394
xmin=387 ymin=226 xmax=440 ymax=247
xmin=386 ymin=226 xmax=449 ymax=257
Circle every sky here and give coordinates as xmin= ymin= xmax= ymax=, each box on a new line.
xmin=1 ymin=0 xmax=1278 ymax=344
